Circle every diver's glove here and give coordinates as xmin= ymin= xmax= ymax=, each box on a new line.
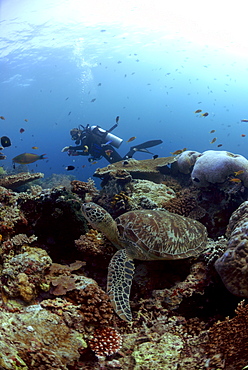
xmin=61 ymin=146 xmax=70 ymax=152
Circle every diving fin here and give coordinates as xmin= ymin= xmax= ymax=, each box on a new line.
xmin=124 ymin=139 xmax=162 ymax=159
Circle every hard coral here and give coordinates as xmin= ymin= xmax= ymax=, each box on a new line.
xmin=75 ymin=229 xmax=114 ymax=257
xmin=88 ymin=327 xmax=122 ymax=357
xmin=71 ymin=178 xmax=99 ymax=201
xmin=68 ymin=283 xmax=114 ymax=326
xmin=0 ymin=172 xmax=44 ymax=189
xmin=215 ymin=200 xmax=248 ymax=297
xmin=208 ymin=300 xmax=248 ymax=368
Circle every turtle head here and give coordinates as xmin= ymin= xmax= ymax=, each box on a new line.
xmin=81 ymin=202 xmax=121 ymax=248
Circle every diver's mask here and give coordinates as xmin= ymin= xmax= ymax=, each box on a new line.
xmin=70 ymin=128 xmax=82 ymax=143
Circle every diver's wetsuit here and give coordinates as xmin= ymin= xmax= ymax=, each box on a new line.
xmin=68 ymin=126 xmax=162 ymax=164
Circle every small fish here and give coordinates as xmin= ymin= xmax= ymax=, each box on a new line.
xmin=32 ymin=146 xmax=39 ymax=150
xmin=0 ymin=116 xmax=5 ymax=120
xmin=241 ymin=119 xmax=248 ymax=122
xmin=91 ymin=98 xmax=96 ymax=103
xmin=12 ymin=153 xmax=47 ymax=164
xmin=229 ymin=178 xmax=242 ymax=183
xmin=241 ymin=134 xmax=246 ymax=137
xmin=234 ymin=170 xmax=244 ymax=176
xmin=83 ymin=145 xmax=89 ymax=152
xmin=210 ymin=137 xmax=217 ymax=144
xmin=171 ymin=148 xmax=187 ymax=155
xmin=91 ymin=161 xmax=98 ymax=165
xmin=98 ymin=83 xmax=102 ymax=86
xmin=201 ymin=112 xmax=209 ymax=117
xmin=65 ymin=165 xmax=75 ymax=171
xmin=105 ymin=149 xmax=113 ymax=157
xmin=116 ymin=116 xmax=120 ymax=123
xmin=82 ymin=165 xmax=86 ymax=168
xmin=153 ymin=154 xmax=158 ymax=159
xmin=0 ymin=147 xmax=3 ymax=151
xmin=217 ymin=144 xmax=223 ymax=147
xmin=210 ymin=130 xmax=216 ymax=133
xmin=0 ymin=152 xmax=6 ymax=160
xmin=20 ymin=128 xmax=25 ymax=133
xmin=65 ymin=97 xmax=69 ymax=100
xmin=68 ymin=111 xmax=71 ymax=115
xmin=24 ymin=119 xmax=28 ymax=122
xmin=194 ymin=109 xmax=202 ymax=113
xmin=127 ymin=136 xmax=136 ymax=143
xmin=1 ymin=136 xmax=11 ymax=147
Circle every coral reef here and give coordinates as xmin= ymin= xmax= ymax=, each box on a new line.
xmin=176 ymin=150 xmax=201 ymax=174
xmin=88 ymin=327 xmax=122 ymax=358
xmin=71 ymin=178 xmax=99 ymax=201
xmin=0 ymin=304 xmax=86 ymax=370
xmin=161 ymin=187 xmax=205 ymax=219
xmin=1 ymin=246 xmax=52 ymax=302
xmin=191 ymin=150 xmax=248 ymax=187
xmin=75 ymin=229 xmax=115 ymax=258
xmin=93 ymin=156 xmax=177 ymax=183
xmin=215 ymin=200 xmax=248 ymax=297
xmin=0 ymin=172 xmax=44 ymax=189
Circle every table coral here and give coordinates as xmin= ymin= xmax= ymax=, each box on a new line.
xmin=0 ymin=172 xmax=44 ymax=189
xmin=215 ymin=200 xmax=248 ymax=297
xmin=191 ymin=150 xmax=248 ymax=187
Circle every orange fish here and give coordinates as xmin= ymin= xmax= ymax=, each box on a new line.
xmin=234 ymin=170 xmax=244 ymax=176
xmin=201 ymin=112 xmax=209 ymax=117
xmin=90 ymin=161 xmax=98 ymax=165
xmin=229 ymin=178 xmax=242 ymax=183
xmin=127 ymin=136 xmax=136 ymax=143
xmin=32 ymin=146 xmax=39 ymax=150
xmin=171 ymin=148 xmax=187 ymax=155
xmin=194 ymin=109 xmax=202 ymax=113
xmin=210 ymin=130 xmax=216 ymax=133
xmin=0 ymin=116 xmax=5 ymax=120
xmin=241 ymin=134 xmax=246 ymax=137
xmin=210 ymin=137 xmax=217 ymax=144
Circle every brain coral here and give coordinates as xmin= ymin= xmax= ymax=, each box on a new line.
xmin=215 ymin=201 xmax=248 ymax=297
xmin=177 ymin=150 xmax=201 ymax=174
xmin=191 ymin=150 xmax=248 ymax=187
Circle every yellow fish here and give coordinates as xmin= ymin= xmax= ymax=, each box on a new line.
xmin=234 ymin=170 xmax=244 ymax=176
xmin=12 ymin=153 xmax=47 ymax=164
xmin=229 ymin=178 xmax=242 ymax=183
xmin=105 ymin=149 xmax=113 ymax=157
xmin=210 ymin=137 xmax=217 ymax=144
xmin=171 ymin=148 xmax=187 ymax=155
xmin=83 ymin=145 xmax=89 ymax=152
xmin=32 ymin=146 xmax=39 ymax=150
xmin=127 ymin=136 xmax=136 ymax=143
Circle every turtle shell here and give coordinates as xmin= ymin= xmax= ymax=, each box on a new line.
xmin=115 ymin=209 xmax=207 ymax=260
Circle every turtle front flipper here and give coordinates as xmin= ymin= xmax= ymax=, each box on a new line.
xmin=107 ymin=249 xmax=135 ymax=322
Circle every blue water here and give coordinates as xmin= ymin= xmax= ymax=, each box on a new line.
xmin=1 ymin=0 xmax=248 ymax=185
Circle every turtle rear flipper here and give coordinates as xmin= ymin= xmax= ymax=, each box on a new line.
xmin=107 ymin=249 xmax=135 ymax=322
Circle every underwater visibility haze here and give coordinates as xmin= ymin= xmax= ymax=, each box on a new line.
xmin=1 ymin=0 xmax=248 ymax=183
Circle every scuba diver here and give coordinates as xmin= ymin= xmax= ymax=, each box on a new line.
xmin=61 ymin=117 xmax=163 ymax=164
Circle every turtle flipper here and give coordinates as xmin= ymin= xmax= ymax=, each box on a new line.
xmin=107 ymin=249 xmax=135 ymax=322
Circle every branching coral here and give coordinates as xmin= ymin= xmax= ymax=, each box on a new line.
xmin=162 ymin=187 xmax=205 ymax=219
xmin=68 ymin=283 xmax=114 ymax=326
xmin=71 ymin=178 xmax=99 ymax=201
xmin=75 ymin=229 xmax=114 ymax=258
xmin=208 ymin=300 xmax=248 ymax=368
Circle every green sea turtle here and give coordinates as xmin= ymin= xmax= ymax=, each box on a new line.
xmin=81 ymin=202 xmax=208 ymax=322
